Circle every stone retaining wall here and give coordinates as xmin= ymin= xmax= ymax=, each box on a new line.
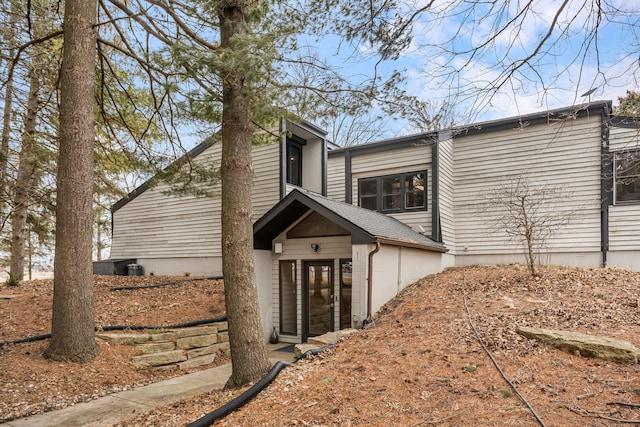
xmin=96 ymin=321 xmax=230 ymax=370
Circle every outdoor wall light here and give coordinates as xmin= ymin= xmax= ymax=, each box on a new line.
xmin=311 ymin=243 xmax=319 ymax=252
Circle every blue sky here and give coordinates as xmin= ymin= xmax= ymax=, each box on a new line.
xmin=315 ymin=0 xmax=640 ymax=136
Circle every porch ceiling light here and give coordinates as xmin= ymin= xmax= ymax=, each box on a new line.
xmin=311 ymin=243 xmax=319 ymax=252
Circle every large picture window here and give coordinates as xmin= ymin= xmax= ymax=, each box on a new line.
xmin=358 ymin=171 xmax=427 ymax=212
xmin=615 ymin=149 xmax=640 ymax=203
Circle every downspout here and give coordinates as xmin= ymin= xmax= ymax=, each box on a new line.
xmin=363 ymin=241 xmax=381 ymax=328
xmin=345 ymin=150 xmax=352 ymax=204
xmin=431 ymin=136 xmax=442 ymax=242
xmin=600 ymin=103 xmax=612 ymax=267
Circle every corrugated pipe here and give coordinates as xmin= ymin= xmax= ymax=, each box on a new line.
xmin=0 ymin=316 xmax=227 ymax=348
xmin=186 ymin=345 xmax=336 ymax=427
xmin=109 ymin=276 xmax=223 ymax=291
xmin=363 ymin=242 xmax=381 ymax=328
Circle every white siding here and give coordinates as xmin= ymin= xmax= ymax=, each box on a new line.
xmin=302 ymin=138 xmax=324 ymax=193
xmin=111 ymin=141 xmax=281 ymax=263
xmin=327 ymin=154 xmax=346 ymax=202
xmin=453 ymin=115 xmax=603 ymax=258
xmin=370 ymin=245 xmax=442 ymax=316
xmin=350 ymin=145 xmax=432 ymax=236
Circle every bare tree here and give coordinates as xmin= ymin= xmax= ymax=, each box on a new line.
xmin=325 ymin=1 xmax=640 ymax=118
xmin=485 ymin=174 xmax=576 ymax=276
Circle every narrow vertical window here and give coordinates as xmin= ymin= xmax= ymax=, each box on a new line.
xmin=382 ymin=175 xmax=402 ymax=210
xmin=286 ymin=142 xmax=302 ymax=186
xmin=404 ymin=172 xmax=425 ymax=209
xmin=279 ymin=260 xmax=297 ymax=335
xmin=359 ymin=178 xmax=378 ymax=210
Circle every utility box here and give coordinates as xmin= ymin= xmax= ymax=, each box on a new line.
xmin=127 ymin=263 xmax=143 ymax=276
xmin=92 ymin=259 xmax=137 ymax=276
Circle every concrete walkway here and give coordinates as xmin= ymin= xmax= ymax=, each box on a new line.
xmin=4 ymin=345 xmax=295 ymax=427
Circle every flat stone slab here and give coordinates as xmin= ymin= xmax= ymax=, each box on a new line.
xmin=517 ymin=326 xmax=640 ymax=364
xmin=174 ymin=326 xmax=218 ymax=338
xmin=176 ymin=334 xmax=217 ymax=349
xmin=295 ymin=343 xmax=319 ymax=359
xmin=96 ymin=332 xmax=151 ymax=345
xmin=132 ymin=350 xmax=187 ymax=367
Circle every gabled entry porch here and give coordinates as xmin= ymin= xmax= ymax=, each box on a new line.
xmin=253 ymin=188 xmax=447 ymax=344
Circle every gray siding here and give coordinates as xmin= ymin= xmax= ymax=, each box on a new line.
xmin=327 ymin=154 xmax=346 ymax=202
xmin=608 ymin=123 xmax=640 ymax=253
xmin=111 ymin=141 xmax=281 ymax=260
xmin=453 ymin=115 xmax=603 ymax=255
xmin=609 ymin=205 xmax=640 ymax=251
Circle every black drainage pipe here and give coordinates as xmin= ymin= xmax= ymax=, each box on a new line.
xmin=109 ymin=276 xmax=223 ymax=291
xmin=0 ymin=316 xmax=227 ymax=348
xmin=186 ymin=344 xmax=336 ymax=427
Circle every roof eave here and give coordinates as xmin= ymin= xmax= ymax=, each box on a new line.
xmin=373 ymin=236 xmax=449 ymax=253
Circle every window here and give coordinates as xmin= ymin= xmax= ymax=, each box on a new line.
xmin=615 ymin=149 xmax=640 ymax=203
xmin=358 ymin=171 xmax=427 ymax=212
xmin=286 ymin=138 xmax=304 ymax=187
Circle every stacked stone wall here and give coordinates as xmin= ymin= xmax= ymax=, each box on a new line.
xmin=96 ymin=321 xmax=230 ymax=369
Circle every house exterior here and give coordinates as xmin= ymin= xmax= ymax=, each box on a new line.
xmin=109 ymin=101 xmax=640 ymax=342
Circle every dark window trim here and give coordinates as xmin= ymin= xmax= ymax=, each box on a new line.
xmin=613 ymin=148 xmax=640 ymax=205
xmin=357 ymin=170 xmax=428 ymax=213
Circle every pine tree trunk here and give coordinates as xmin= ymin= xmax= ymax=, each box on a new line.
xmin=0 ymin=1 xmax=18 ymax=231
xmin=10 ymin=64 xmax=40 ymax=281
xmin=45 ymin=0 xmax=99 ymax=363
xmin=219 ymin=0 xmax=271 ymax=388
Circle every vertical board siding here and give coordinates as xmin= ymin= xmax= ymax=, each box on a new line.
xmin=453 ymin=115 xmax=603 ymax=254
xmin=111 ymin=141 xmax=281 ymax=259
xmin=438 ymin=135 xmax=455 ymax=250
xmin=327 ymin=154 xmax=346 ymax=202
xmin=349 ymin=145 xmax=432 ymax=235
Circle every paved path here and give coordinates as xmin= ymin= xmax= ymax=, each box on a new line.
xmin=4 ymin=347 xmax=294 ymax=427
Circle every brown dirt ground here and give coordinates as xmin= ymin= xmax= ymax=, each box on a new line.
xmin=0 ymin=275 xmax=227 ymax=423
xmin=2 ymin=265 xmax=640 ymax=426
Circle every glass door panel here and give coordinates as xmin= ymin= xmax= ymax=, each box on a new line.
xmin=306 ymin=262 xmax=333 ymax=337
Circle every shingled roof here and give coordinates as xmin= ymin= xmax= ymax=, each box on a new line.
xmin=253 ymin=188 xmax=447 ymax=252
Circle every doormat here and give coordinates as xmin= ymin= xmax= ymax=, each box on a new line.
xmin=275 ymin=344 xmax=295 ymax=353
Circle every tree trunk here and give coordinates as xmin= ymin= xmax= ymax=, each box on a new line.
xmin=0 ymin=3 xmax=17 ymax=231
xmin=10 ymin=63 xmax=41 ymax=281
xmin=219 ymin=1 xmax=271 ymax=388
xmin=45 ymin=0 xmax=99 ymax=363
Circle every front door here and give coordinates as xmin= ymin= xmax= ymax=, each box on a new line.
xmin=304 ymin=261 xmax=334 ymax=338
